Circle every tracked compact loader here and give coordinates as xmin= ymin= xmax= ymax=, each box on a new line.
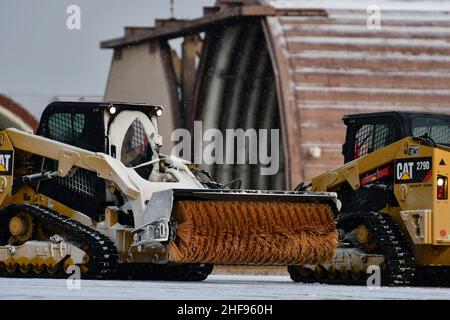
xmin=0 ymin=101 xmax=338 ymax=280
xmin=289 ymin=111 xmax=450 ymax=286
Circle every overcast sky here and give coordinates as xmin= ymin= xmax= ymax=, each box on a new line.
xmin=0 ymin=0 xmax=214 ymax=116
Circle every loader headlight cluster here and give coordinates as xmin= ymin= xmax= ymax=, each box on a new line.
xmin=109 ymin=106 xmax=117 ymax=115
xmin=437 ymin=175 xmax=448 ymax=200
xmin=155 ymin=106 xmax=163 ymax=117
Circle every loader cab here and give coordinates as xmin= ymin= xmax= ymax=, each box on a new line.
xmin=35 ymin=101 xmax=163 ymax=221
xmin=342 ymin=111 xmax=450 ymax=163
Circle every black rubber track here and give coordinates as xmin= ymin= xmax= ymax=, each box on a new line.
xmin=0 ymin=204 xmax=119 ymax=279
xmin=288 ymin=212 xmax=416 ymax=286
xmin=0 ymin=204 xmax=214 ymax=281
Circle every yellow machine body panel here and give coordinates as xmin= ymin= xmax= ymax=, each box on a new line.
xmin=431 ymin=147 xmax=450 ymax=244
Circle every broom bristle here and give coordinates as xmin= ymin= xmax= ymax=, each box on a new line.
xmin=167 ymin=200 xmax=337 ymax=265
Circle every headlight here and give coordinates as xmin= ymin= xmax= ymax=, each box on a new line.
xmin=155 ymin=106 xmax=163 ymax=117
xmin=437 ymin=175 xmax=448 ymax=200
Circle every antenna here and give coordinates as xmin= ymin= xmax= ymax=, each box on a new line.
xmin=170 ymin=0 xmax=174 ymax=19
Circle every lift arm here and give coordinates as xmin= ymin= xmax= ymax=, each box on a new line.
xmin=4 ymin=128 xmax=141 ymax=199
xmin=312 ymin=137 xmax=419 ymax=192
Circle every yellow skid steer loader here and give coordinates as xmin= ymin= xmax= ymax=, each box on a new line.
xmin=290 ymin=111 xmax=450 ymax=286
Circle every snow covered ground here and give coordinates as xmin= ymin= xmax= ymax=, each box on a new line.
xmin=2 ymin=274 xmax=450 ymax=300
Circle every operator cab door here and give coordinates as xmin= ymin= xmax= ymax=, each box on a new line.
xmin=36 ymin=106 xmax=107 ymax=221
xmin=343 ymin=116 xmax=403 ymax=163
xmin=108 ymin=110 xmax=158 ymax=179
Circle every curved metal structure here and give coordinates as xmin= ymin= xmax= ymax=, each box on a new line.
xmin=102 ymin=0 xmax=450 ymax=190
xmin=0 ymin=94 xmax=38 ymax=132
xmin=193 ymin=20 xmax=284 ymax=189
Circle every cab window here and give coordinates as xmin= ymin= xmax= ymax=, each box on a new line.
xmin=121 ymin=118 xmax=152 ymax=167
xmin=412 ymin=117 xmax=450 ymax=146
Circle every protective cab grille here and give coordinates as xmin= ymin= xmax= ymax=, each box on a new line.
xmin=46 ymin=112 xmax=98 ymax=198
xmin=56 ymin=169 xmax=96 ymax=197
xmin=37 ymin=107 xmax=107 ymax=221
xmin=353 ymin=123 xmax=396 ymax=159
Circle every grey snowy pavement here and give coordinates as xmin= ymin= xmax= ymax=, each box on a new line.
xmin=2 ymin=274 xmax=450 ymax=300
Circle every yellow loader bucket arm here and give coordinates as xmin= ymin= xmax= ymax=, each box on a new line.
xmin=5 ymin=128 xmax=142 ymax=200
xmin=312 ymin=137 xmax=410 ymax=192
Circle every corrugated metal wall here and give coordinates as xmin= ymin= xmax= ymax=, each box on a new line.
xmin=264 ymin=6 xmax=450 ymax=186
xmin=193 ymin=19 xmax=285 ymax=190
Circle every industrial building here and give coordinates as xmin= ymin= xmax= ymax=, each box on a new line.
xmin=101 ymin=0 xmax=450 ymax=189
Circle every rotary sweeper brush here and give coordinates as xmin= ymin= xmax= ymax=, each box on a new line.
xmin=0 ymin=101 xmax=339 ymax=280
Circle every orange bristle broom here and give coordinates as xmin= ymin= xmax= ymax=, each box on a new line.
xmin=167 ymin=200 xmax=337 ymax=265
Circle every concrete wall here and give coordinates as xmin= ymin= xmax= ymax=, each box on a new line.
xmin=104 ymin=41 xmax=179 ymax=154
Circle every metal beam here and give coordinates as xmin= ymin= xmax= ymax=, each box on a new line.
xmin=100 ymin=6 xmax=327 ymax=49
